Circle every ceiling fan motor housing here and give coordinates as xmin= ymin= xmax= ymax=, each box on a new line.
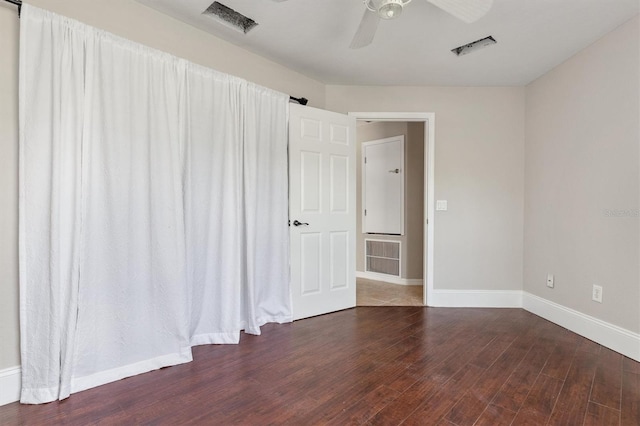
xmin=366 ymin=0 xmax=412 ymax=20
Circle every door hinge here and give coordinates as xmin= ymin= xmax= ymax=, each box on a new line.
xmin=364 ymin=157 xmax=367 ymax=164
xmin=364 ymin=209 xmax=367 ymax=216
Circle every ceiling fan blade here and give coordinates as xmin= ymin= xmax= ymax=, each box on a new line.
xmin=426 ymin=0 xmax=493 ymax=23
xmin=350 ymin=10 xmax=380 ymax=49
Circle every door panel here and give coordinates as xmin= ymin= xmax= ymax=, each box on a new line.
xmin=330 ymin=124 xmax=350 ymax=145
xmin=330 ymin=155 xmax=349 ymax=213
xmin=330 ymin=231 xmax=349 ymax=289
xmin=300 ymin=233 xmax=322 ymax=295
xmin=301 ymin=151 xmax=321 ymax=213
xmin=289 ymin=104 xmax=356 ymax=320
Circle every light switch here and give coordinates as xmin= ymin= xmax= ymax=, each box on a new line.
xmin=436 ymin=200 xmax=448 ymax=211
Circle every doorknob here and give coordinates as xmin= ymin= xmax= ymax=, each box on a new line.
xmin=293 ymin=220 xmax=309 ymax=226
xmin=388 ymin=168 xmax=400 ymax=174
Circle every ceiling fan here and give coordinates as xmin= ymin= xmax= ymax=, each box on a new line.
xmin=273 ymin=0 xmax=493 ymax=49
xmin=350 ymin=0 xmax=493 ymax=48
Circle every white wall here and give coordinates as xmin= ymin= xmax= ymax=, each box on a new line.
xmin=0 ymin=0 xmax=325 ymax=372
xmin=524 ymin=16 xmax=640 ymax=333
xmin=327 ymin=86 xmax=526 ymax=292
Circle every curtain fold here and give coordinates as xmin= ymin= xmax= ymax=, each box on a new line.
xmin=184 ymin=70 xmax=291 ymax=345
xmin=19 ymin=4 xmax=291 ymax=404
xmin=18 ymin=7 xmax=87 ymax=403
xmin=241 ymin=84 xmax=291 ymax=334
xmin=70 ymin=28 xmax=193 ymax=395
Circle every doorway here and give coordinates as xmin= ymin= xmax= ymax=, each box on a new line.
xmin=349 ymin=112 xmax=435 ymax=307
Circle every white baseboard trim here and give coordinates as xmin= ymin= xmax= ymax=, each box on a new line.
xmin=523 ymin=292 xmax=640 ymax=362
xmin=0 ymin=366 xmax=21 ymax=406
xmin=428 ymin=290 xmax=523 ymax=308
xmin=356 ymin=271 xmax=423 ymax=286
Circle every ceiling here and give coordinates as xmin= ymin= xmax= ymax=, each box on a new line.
xmin=136 ymin=0 xmax=639 ymax=86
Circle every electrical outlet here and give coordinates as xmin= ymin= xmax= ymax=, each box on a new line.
xmin=546 ymin=274 xmax=554 ymax=288
xmin=592 ymin=285 xmax=603 ymax=303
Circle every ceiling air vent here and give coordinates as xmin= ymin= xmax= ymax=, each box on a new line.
xmin=202 ymin=2 xmax=258 ymax=34
xmin=451 ymin=36 xmax=497 ymax=56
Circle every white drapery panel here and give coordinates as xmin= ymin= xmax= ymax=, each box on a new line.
xmin=184 ymin=69 xmax=291 ymax=345
xmin=19 ymin=4 xmax=291 ymax=404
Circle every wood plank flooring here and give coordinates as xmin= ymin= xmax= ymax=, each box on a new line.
xmin=1 ymin=307 xmax=638 ymax=425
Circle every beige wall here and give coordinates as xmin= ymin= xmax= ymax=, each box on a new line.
xmin=356 ymin=122 xmax=424 ymax=279
xmin=524 ymin=16 xmax=640 ymax=333
xmin=327 ymin=86 xmax=526 ymax=292
xmin=0 ymin=4 xmax=20 ymax=371
xmin=0 ymin=0 xmax=325 ymax=371
xmin=406 ymin=122 xmax=425 ymax=279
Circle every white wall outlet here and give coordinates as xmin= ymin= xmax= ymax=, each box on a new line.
xmin=436 ymin=200 xmax=448 ymax=211
xmin=546 ymin=274 xmax=554 ymax=288
xmin=592 ymin=285 xmax=603 ymax=303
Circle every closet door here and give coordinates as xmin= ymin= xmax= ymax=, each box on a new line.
xmin=362 ymin=135 xmax=404 ymax=235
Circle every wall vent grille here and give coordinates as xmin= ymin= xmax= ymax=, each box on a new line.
xmin=365 ymin=239 xmax=400 ymax=277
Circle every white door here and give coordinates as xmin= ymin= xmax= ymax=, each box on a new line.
xmin=362 ymin=136 xmax=404 ymax=235
xmin=289 ymin=104 xmax=356 ymax=320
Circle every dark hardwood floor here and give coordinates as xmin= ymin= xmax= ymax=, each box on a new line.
xmin=1 ymin=307 xmax=638 ymax=425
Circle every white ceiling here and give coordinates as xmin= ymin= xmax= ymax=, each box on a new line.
xmin=136 ymin=0 xmax=639 ymax=86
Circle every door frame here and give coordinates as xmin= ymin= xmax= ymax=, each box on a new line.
xmin=348 ymin=112 xmax=435 ymax=307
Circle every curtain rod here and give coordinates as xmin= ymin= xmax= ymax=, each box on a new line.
xmin=3 ymin=0 xmax=20 ymax=15
xmin=289 ymin=96 xmax=308 ymax=106
xmin=4 ymin=0 xmax=308 ymax=104
xmin=3 ymin=0 xmax=21 ymax=9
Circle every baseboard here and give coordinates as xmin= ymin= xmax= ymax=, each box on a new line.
xmin=0 ymin=366 xmax=21 ymax=406
xmin=428 ymin=290 xmax=523 ymax=308
xmin=523 ymin=292 xmax=640 ymax=362
xmin=356 ymin=271 xmax=423 ymax=286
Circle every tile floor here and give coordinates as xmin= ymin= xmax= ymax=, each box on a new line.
xmin=356 ymin=278 xmax=423 ymax=306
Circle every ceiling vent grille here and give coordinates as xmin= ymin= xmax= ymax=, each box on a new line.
xmin=202 ymin=2 xmax=258 ymax=34
xmin=451 ymin=36 xmax=497 ymax=56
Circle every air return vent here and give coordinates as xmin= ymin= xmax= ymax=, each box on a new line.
xmin=365 ymin=239 xmax=401 ymax=277
xmin=202 ymin=2 xmax=258 ymax=34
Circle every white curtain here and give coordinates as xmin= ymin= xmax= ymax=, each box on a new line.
xmin=184 ymin=69 xmax=291 ymax=345
xmin=19 ymin=4 xmax=291 ymax=404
